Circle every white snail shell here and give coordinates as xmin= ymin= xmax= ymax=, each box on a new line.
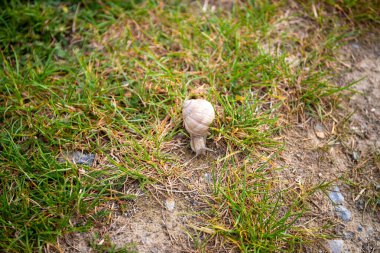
xmin=182 ymin=99 xmax=215 ymax=155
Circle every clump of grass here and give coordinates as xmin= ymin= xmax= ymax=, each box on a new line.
xmin=191 ymin=153 xmax=333 ymax=252
xmin=90 ymin=233 xmax=137 ymax=253
xmin=214 ymin=92 xmax=280 ymax=152
xmin=344 ymin=151 xmax=380 ymax=212
xmin=297 ymin=0 xmax=380 ymax=27
xmin=0 ymin=129 xmax=136 ymax=251
xmin=213 ymin=158 xmax=304 ymax=252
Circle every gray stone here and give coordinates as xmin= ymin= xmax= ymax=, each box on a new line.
xmin=357 ymin=224 xmax=363 ymax=232
xmin=351 ymin=43 xmax=360 ymax=49
xmin=342 ymin=231 xmax=355 ymax=239
xmin=314 ymin=123 xmax=326 ymax=139
xmin=204 ymin=173 xmax=212 ymax=183
xmin=352 ymin=151 xmax=360 ymax=161
xmin=355 ymin=199 xmax=365 ymax=211
xmin=366 ymin=227 xmax=374 ymax=237
xmin=335 ymin=205 xmax=352 ymax=222
xmin=327 ymin=239 xmax=344 ymax=253
xmin=71 ymin=151 xmax=96 ymax=165
xmin=59 ymin=151 xmax=96 ymax=166
xmin=329 ymin=186 xmax=345 ymax=205
xmin=164 ymin=198 xmax=175 ymax=212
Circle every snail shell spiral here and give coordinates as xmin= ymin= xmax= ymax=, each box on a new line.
xmin=182 ymin=99 xmax=215 ymax=155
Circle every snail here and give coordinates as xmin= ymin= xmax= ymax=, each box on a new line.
xmin=182 ymin=99 xmax=215 ymax=155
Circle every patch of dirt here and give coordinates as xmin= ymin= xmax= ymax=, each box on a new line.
xmin=277 ymin=40 xmax=380 ymax=252
xmin=59 ymin=195 xmax=194 ymax=252
xmin=103 ymin=195 xmax=187 ymax=253
xmin=344 ymin=41 xmax=380 ymax=154
xmin=59 ymin=141 xmax=221 ymax=253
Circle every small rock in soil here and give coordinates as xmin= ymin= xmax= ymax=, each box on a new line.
xmin=335 ymin=205 xmax=352 ymax=222
xmin=314 ymin=123 xmax=326 ymax=139
xmin=327 ymin=239 xmax=344 ymax=253
xmin=328 ymin=186 xmax=345 ymax=205
xmin=355 ymin=199 xmax=365 ymax=211
xmin=59 ymin=151 xmax=96 ymax=166
xmin=71 ymin=151 xmax=96 ymax=165
xmin=343 ymin=231 xmax=355 ymax=239
xmin=366 ymin=227 xmax=374 ymax=237
xmin=204 ymin=173 xmax=212 ymax=183
xmin=357 ymin=224 xmax=363 ymax=232
xmin=165 ymin=197 xmax=175 ymax=212
xmin=351 ymin=43 xmax=360 ymax=49
xmin=351 ymin=151 xmax=360 ymax=161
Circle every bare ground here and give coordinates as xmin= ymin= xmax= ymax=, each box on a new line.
xmin=59 ymin=142 xmax=225 ymax=252
xmin=278 ymin=40 xmax=380 ymax=253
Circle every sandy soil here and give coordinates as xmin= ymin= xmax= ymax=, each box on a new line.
xmin=278 ymin=40 xmax=380 ymax=253
xmin=58 ymin=141 xmax=223 ymax=252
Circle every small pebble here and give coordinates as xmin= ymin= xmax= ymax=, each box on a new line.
xmin=327 ymin=239 xmax=344 ymax=253
xmin=165 ymin=197 xmax=175 ymax=212
xmin=204 ymin=173 xmax=212 ymax=183
xmin=352 ymin=151 xmax=360 ymax=161
xmin=343 ymin=231 xmax=355 ymax=239
xmin=335 ymin=205 xmax=352 ymax=222
xmin=351 ymin=43 xmax=360 ymax=49
xmin=314 ymin=123 xmax=326 ymax=139
xmin=355 ymin=199 xmax=365 ymax=211
xmin=357 ymin=224 xmax=363 ymax=232
xmin=366 ymin=227 xmax=374 ymax=237
xmin=58 ymin=151 xmax=96 ymax=166
xmin=328 ymin=186 xmax=345 ymax=205
xmin=71 ymin=151 xmax=96 ymax=165
xmin=375 ymin=184 xmax=380 ymax=191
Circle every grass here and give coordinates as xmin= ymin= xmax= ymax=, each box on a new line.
xmin=0 ymin=0 xmax=376 ymax=252
xmin=297 ymin=0 xmax=380 ymax=27
xmin=213 ymin=158 xmax=305 ymax=252
xmin=89 ymin=233 xmax=137 ymax=253
xmin=344 ymin=151 xmax=380 ymax=212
